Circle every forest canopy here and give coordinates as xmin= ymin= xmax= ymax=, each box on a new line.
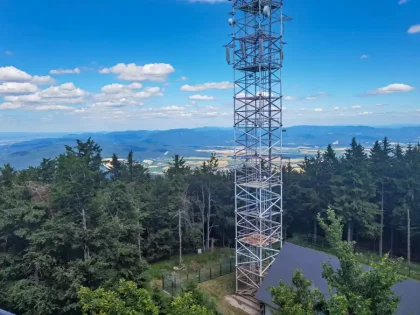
xmin=0 ymin=136 xmax=419 ymax=314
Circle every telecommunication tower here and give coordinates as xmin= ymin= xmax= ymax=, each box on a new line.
xmin=226 ymin=0 xmax=292 ymax=295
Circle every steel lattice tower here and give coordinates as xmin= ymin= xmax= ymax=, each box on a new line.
xmin=226 ymin=0 xmax=292 ymax=295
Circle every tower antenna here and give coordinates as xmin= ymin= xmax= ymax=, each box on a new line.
xmin=227 ymin=0 xmax=292 ymax=297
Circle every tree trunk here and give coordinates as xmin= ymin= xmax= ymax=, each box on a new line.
xmin=347 ymin=223 xmax=352 ymax=242
xmin=390 ymin=227 xmax=394 ymax=257
xmin=379 ymin=183 xmax=384 ymax=256
xmin=137 ymin=225 xmax=142 ymax=260
xmin=314 ymin=219 xmax=317 ymax=244
xmin=407 ymin=208 xmax=411 ymax=268
xmin=138 ymin=232 xmax=142 ymax=260
xmin=206 ymin=189 xmax=211 ymax=251
xmin=81 ymin=206 xmax=90 ymax=260
xmin=222 ymin=230 xmax=225 ymax=247
xmin=179 ymin=207 xmax=182 ymax=265
xmin=201 ymin=186 xmax=206 ymax=251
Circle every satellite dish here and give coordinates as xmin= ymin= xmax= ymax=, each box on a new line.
xmin=263 ymin=5 xmax=271 ymax=18
xmin=228 ymin=18 xmax=235 ymax=26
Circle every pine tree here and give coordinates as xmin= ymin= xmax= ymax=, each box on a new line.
xmin=332 ymin=138 xmax=379 ymax=241
xmin=110 ymin=153 xmax=123 ymax=180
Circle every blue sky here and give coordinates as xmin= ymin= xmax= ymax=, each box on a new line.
xmin=0 ymin=0 xmax=419 ymax=132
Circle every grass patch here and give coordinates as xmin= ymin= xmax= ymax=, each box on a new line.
xmin=148 ymin=248 xmax=235 ymax=280
xmin=200 ymin=273 xmax=249 ymax=315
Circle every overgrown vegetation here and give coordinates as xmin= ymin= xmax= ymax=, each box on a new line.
xmin=0 ymin=136 xmax=419 ymax=314
xmin=270 ymin=208 xmax=404 ymax=315
xmin=79 ymin=279 xmax=218 ymax=315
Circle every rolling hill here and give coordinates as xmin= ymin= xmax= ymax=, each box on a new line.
xmin=1 ymin=126 xmax=420 ymax=169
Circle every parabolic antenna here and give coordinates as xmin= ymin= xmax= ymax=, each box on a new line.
xmin=263 ymin=5 xmax=271 ymax=18
xmin=228 ymin=18 xmax=235 ymax=26
xmin=226 ymin=47 xmax=231 ymax=64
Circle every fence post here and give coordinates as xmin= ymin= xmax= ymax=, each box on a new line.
xmin=171 ymin=278 xmax=174 ymax=294
xmin=199 ymin=269 xmax=201 ymax=283
xmin=210 ymin=267 xmax=212 ymax=280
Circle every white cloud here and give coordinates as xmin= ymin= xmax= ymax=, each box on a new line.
xmin=5 ymin=50 xmax=13 ymax=56
xmin=92 ymin=100 xmax=144 ymax=108
xmin=100 ymin=63 xmax=175 ymax=81
xmin=368 ymin=83 xmax=415 ymax=95
xmin=352 ymin=105 xmax=362 ymax=109
xmin=284 ymin=96 xmax=297 ymax=101
xmin=360 ymin=111 xmax=373 ymax=115
xmin=74 ymin=108 xmax=87 ymax=113
xmin=0 ymin=82 xmax=39 ymax=95
xmin=93 ymin=85 xmax=161 ymax=108
xmin=333 ymin=106 xmax=340 ymax=110
xmin=376 ymin=103 xmax=385 ymax=106
xmin=189 ymin=94 xmax=215 ymax=101
xmin=101 ymin=82 xmax=143 ymax=94
xmin=361 ymin=54 xmax=369 ymax=59
xmin=408 ymin=25 xmax=420 ymax=34
xmin=181 ymin=81 xmax=233 ymax=91
xmin=1 ymin=83 xmax=89 ymax=111
xmin=0 ymin=66 xmax=56 ymax=86
xmin=161 ymin=106 xmax=185 ymax=111
xmin=0 ymin=102 xmax=24 ymax=110
xmin=0 ymin=66 xmax=32 ymax=82
xmin=135 ymin=90 xmax=163 ymax=99
xmin=305 ymin=92 xmax=328 ymax=100
xmin=31 ymin=75 xmax=56 ymax=85
xmin=144 ymin=86 xmax=161 ymax=94
xmin=180 ymin=76 xmax=188 ymax=81
xmin=50 ymin=68 xmax=81 ymax=75
xmin=40 ymin=83 xmax=89 ymax=98
xmin=34 ymin=105 xmax=74 ymax=111
xmin=314 ymin=108 xmax=323 ymax=112
xmin=399 ymin=0 xmax=410 ymax=4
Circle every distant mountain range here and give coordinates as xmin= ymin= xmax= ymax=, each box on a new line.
xmin=1 ymin=126 xmax=420 ymax=169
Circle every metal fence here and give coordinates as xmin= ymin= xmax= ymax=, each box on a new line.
xmin=162 ymin=258 xmax=235 ymax=295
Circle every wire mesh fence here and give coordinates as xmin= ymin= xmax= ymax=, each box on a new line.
xmin=162 ymin=258 xmax=235 ymax=295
